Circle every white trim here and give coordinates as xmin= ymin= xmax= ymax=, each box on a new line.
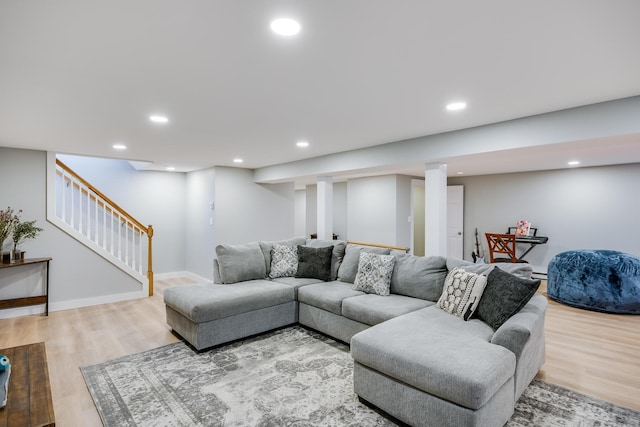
xmin=0 ymin=290 xmax=146 ymax=319
xmin=0 ymin=305 xmax=45 ymax=320
xmin=49 ymin=290 xmax=146 ymax=312
xmin=155 ymin=271 xmax=212 ymax=284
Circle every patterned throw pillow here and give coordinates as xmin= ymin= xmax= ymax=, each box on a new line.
xmin=269 ymin=244 xmax=298 ymax=279
xmin=436 ymin=267 xmax=487 ymax=320
xmin=352 ymin=252 xmax=396 ymax=296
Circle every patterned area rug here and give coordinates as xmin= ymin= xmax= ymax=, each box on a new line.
xmin=81 ymin=326 xmax=640 ymax=427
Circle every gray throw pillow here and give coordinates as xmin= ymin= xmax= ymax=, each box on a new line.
xmin=436 ymin=267 xmax=487 ymax=320
xmin=338 ymin=244 xmax=392 ymax=284
xmin=476 ymin=267 xmax=541 ymax=329
xmin=305 ymin=239 xmax=347 ymax=280
xmin=269 ymin=244 xmax=298 ymax=278
xmin=296 ymin=245 xmax=332 ymax=281
xmin=352 ymin=252 xmax=396 ymax=296
xmin=215 ymin=242 xmax=266 ymax=284
xmin=390 ymin=253 xmax=448 ymax=301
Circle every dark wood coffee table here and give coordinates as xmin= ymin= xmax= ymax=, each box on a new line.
xmin=0 ymin=342 xmax=55 ymax=427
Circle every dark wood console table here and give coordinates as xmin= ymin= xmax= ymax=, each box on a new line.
xmin=0 ymin=342 xmax=55 ymax=426
xmin=0 ymin=258 xmax=52 ymax=316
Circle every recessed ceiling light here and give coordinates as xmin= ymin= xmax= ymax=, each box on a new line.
xmin=296 ymin=141 xmax=309 ymax=148
xmin=270 ymin=18 xmax=301 ymax=36
xmin=456 ymin=171 xmax=464 ymax=175
xmin=568 ymin=160 xmax=580 ymax=166
xmin=112 ymin=143 xmax=127 ymax=150
xmin=446 ymin=102 xmax=467 ymax=111
xmin=149 ymin=115 xmax=169 ymax=123
xmin=166 ymin=166 xmax=176 ymax=171
xmin=233 ymin=158 xmax=244 ymax=164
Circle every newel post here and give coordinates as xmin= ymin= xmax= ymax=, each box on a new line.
xmin=147 ymin=225 xmax=154 ymax=296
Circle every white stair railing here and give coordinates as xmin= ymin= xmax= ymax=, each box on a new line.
xmin=51 ymin=158 xmax=154 ymax=295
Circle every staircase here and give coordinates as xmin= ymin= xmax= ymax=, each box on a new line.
xmin=46 ymin=155 xmax=154 ymax=296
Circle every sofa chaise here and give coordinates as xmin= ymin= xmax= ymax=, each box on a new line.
xmin=163 ymin=237 xmax=546 ymax=427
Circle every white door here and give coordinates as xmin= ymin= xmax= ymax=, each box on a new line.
xmin=447 ymin=185 xmax=464 ymax=259
xmin=411 ymin=183 xmax=464 ymax=258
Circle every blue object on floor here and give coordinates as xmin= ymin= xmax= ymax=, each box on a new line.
xmin=547 ymin=250 xmax=640 ymax=314
xmin=0 ymin=356 xmax=9 ymax=408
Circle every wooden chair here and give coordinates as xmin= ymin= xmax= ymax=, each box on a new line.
xmin=485 ymin=233 xmax=528 ymax=263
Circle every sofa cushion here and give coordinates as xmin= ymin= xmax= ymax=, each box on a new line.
xmin=295 ymin=245 xmax=332 ymax=281
xmin=436 ymin=267 xmax=487 ymax=320
xmin=342 ymin=294 xmax=432 ymax=326
xmin=163 ymin=280 xmax=294 ymax=323
xmin=446 ymin=258 xmax=533 ymax=279
xmin=350 ymin=306 xmax=515 ymax=410
xmin=269 ymin=244 xmax=298 ymax=279
xmin=215 ymin=242 xmax=266 ymax=284
xmin=297 ymin=281 xmax=364 ymax=315
xmin=390 ymin=253 xmax=448 ymax=301
xmin=338 ymin=244 xmax=392 ymax=284
xmin=258 ymin=237 xmax=307 ymax=276
xmin=353 ymin=252 xmax=396 ymax=296
xmin=271 ymin=277 xmax=323 ymax=295
xmin=476 ymin=267 xmax=541 ymax=330
xmin=305 ymin=239 xmax=347 ymax=280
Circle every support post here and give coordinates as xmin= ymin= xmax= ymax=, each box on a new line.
xmin=424 ymin=163 xmax=447 ymax=256
xmin=317 ymin=176 xmax=333 ymax=240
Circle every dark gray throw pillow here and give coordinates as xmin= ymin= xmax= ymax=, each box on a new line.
xmin=476 ymin=267 xmax=541 ymax=330
xmin=296 ymin=245 xmax=332 ymax=281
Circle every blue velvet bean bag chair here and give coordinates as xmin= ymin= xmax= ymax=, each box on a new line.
xmin=547 ymin=250 xmax=640 ymax=314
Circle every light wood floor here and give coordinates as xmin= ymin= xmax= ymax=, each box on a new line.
xmin=0 ymin=278 xmax=638 ymax=426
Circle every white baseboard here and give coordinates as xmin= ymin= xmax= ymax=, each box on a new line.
xmin=0 ymin=271 xmax=209 ymax=319
xmin=0 ymin=291 xmax=144 ymax=319
xmin=0 ymin=305 xmax=45 ymax=319
xmin=155 ymin=271 xmax=212 ymax=284
xmin=49 ymin=291 xmax=147 ymax=312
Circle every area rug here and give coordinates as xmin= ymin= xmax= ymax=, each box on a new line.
xmin=81 ymin=326 xmax=640 ymax=427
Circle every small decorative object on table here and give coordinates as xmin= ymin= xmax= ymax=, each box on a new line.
xmin=1 ymin=207 xmax=21 ymax=260
xmin=0 ymin=354 xmax=10 ymax=408
xmin=515 ymin=220 xmax=531 ymax=237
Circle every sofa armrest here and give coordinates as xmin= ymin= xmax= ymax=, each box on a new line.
xmin=490 ymin=295 xmax=547 ymax=361
xmin=213 ymin=259 xmax=222 ymax=284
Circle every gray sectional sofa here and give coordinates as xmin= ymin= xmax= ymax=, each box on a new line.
xmin=164 ymin=237 xmax=547 ymax=427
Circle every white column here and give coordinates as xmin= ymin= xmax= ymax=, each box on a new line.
xmin=317 ymin=176 xmax=333 ymax=240
xmin=424 ymin=163 xmax=447 ymax=256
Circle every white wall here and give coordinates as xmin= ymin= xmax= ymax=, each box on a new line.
xmin=302 ymin=182 xmax=348 ymax=240
xmin=213 ymin=167 xmax=295 ymax=246
xmin=185 ymin=168 xmax=215 ymax=280
xmin=0 ymin=148 xmax=141 ymax=316
xmin=395 ymin=175 xmax=413 ymax=248
xmin=448 ymin=163 xmax=640 ymax=273
xmin=411 ymin=180 xmax=426 ymax=256
xmin=305 ymin=185 xmax=317 ymax=238
xmin=57 ymin=154 xmax=187 ymax=273
xmin=294 ymin=190 xmax=306 ymax=237
xmin=346 ymin=175 xmax=417 ymax=247
xmin=333 ymin=182 xmax=348 ymax=240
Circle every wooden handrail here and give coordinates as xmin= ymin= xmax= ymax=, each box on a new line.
xmin=56 ymin=159 xmax=149 ymax=232
xmin=56 ymin=171 xmax=144 ymax=232
xmin=56 ymin=158 xmax=154 ymax=296
xmin=347 ymin=241 xmax=410 ymax=252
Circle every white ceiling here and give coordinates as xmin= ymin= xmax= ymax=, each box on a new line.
xmin=1 ymin=1 xmax=640 ymax=181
